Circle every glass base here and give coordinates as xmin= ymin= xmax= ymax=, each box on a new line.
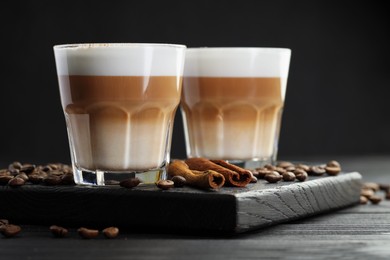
xmin=226 ymin=158 xmax=274 ymax=169
xmin=72 ymin=166 xmax=166 ymax=186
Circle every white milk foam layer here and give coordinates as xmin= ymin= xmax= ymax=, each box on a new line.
xmin=184 ymin=48 xmax=291 ymax=77
xmin=54 ymin=43 xmax=186 ymax=76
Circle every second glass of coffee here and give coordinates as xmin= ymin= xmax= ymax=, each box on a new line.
xmin=54 ymin=43 xmax=186 ymax=185
xmin=181 ymin=48 xmax=291 ymax=168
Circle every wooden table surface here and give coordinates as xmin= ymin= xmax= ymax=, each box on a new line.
xmin=1 ymin=155 xmax=389 ymax=260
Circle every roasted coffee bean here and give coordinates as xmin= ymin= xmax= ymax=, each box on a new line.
xmin=264 ymin=164 xmax=276 ymax=170
xmin=285 ymin=166 xmax=296 ymax=172
xmin=11 ymin=161 xmax=22 ymax=170
xmin=276 ymin=161 xmax=294 ymax=168
xmin=60 ymin=173 xmax=75 ymax=185
xmin=325 ymin=166 xmax=341 ymax=176
xmin=50 ymin=225 xmax=68 ymax=238
xmin=28 ymin=174 xmax=44 ymax=184
xmin=264 ymin=171 xmax=282 ymax=183
xmin=282 ymin=171 xmax=296 ymax=181
xmin=15 ymin=173 xmax=29 ymax=181
xmin=0 ymin=169 xmax=10 ymax=175
xmin=308 ymin=166 xmax=326 ymax=176
xmin=362 ymin=182 xmax=380 ymax=192
xmin=120 ymin=178 xmax=141 ymax=188
xmin=360 ymin=195 xmax=368 ymax=204
xmin=295 ymin=164 xmax=310 ymax=172
xmin=102 ymin=227 xmax=119 ymax=239
xmin=156 ymin=179 xmax=174 ymax=190
xmin=295 ymin=170 xmax=308 ymax=182
xmin=78 ymin=227 xmax=99 ymax=239
xmin=43 ymin=175 xmax=62 ymax=186
xmin=8 ymin=177 xmax=25 ymax=187
xmin=327 ymin=160 xmax=341 ymax=168
xmin=47 ymin=163 xmax=60 ymax=170
xmin=20 ymin=164 xmax=35 ymax=174
xmin=0 ymin=175 xmax=14 ymax=184
xmin=254 ymin=168 xmax=272 ymax=179
xmin=171 ymin=176 xmax=186 ymax=187
xmin=378 ymin=183 xmax=390 ymax=192
xmin=274 ymin=167 xmax=287 ymax=175
xmin=41 ymin=165 xmax=52 ymax=172
xmin=0 ymin=224 xmax=21 ymax=238
xmin=369 ymin=195 xmax=382 ymax=204
xmin=49 ymin=170 xmax=64 ymax=176
xmin=8 ymin=168 xmax=19 ymax=175
xmin=361 ymin=188 xmax=374 ymax=199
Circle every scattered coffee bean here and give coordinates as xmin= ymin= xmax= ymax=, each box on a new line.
xmin=264 ymin=171 xmax=282 ymax=183
xmin=369 ymin=195 xmax=382 ymax=205
xmin=361 ymin=188 xmax=374 ymax=199
xmin=0 ymin=224 xmax=21 ymax=238
xmin=264 ymin=164 xmax=276 ymax=171
xmin=43 ymin=175 xmax=62 ymax=186
xmin=8 ymin=177 xmax=25 ymax=187
xmin=50 ymin=225 xmax=68 ymax=238
xmin=28 ymin=174 xmax=44 ymax=184
xmin=11 ymin=161 xmax=22 ymax=170
xmin=0 ymin=169 xmax=10 ymax=175
xmin=102 ymin=227 xmax=119 ymax=239
xmin=285 ymin=166 xmax=296 ymax=172
xmin=20 ymin=164 xmax=36 ymax=174
xmin=360 ymin=196 xmax=368 ymax=204
xmin=308 ymin=166 xmax=326 ymax=176
xmin=295 ymin=164 xmax=310 ymax=172
xmin=274 ymin=167 xmax=287 ymax=175
xmin=282 ymin=171 xmax=296 ymax=182
xmin=120 ymin=178 xmax=141 ymax=188
xmin=276 ymin=161 xmax=294 ymax=168
xmin=171 ymin=176 xmax=186 ymax=187
xmin=327 ymin=160 xmax=341 ymax=168
xmin=254 ymin=168 xmax=272 ymax=179
xmin=78 ymin=227 xmax=99 ymax=239
xmin=325 ymin=166 xmax=341 ymax=176
xmin=156 ymin=179 xmax=174 ymax=190
xmin=362 ymin=182 xmax=380 ymax=192
xmin=378 ymin=183 xmax=390 ymax=192
xmin=60 ymin=173 xmax=75 ymax=185
xmin=294 ymin=170 xmax=308 ymax=182
xmin=0 ymin=175 xmax=14 ymax=184
xmin=15 ymin=173 xmax=29 ymax=181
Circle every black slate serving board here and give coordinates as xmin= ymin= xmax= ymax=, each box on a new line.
xmin=0 ymin=172 xmax=362 ymax=234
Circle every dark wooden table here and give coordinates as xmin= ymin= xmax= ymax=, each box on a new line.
xmin=1 ymin=155 xmax=389 ymax=260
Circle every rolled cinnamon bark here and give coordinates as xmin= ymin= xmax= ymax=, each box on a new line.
xmin=185 ymin=158 xmax=251 ymax=187
xmin=168 ymin=160 xmax=225 ymax=190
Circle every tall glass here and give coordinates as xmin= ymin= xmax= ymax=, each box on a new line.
xmin=54 ymin=43 xmax=186 ymax=185
xmin=181 ymin=48 xmax=291 ymax=168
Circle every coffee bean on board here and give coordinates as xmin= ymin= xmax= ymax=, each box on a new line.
xmin=78 ymin=227 xmax=99 ymax=239
xmin=325 ymin=166 xmax=341 ymax=176
xmin=156 ymin=180 xmax=174 ymax=190
xmin=0 ymin=224 xmax=21 ymax=238
xmin=102 ymin=227 xmax=119 ymax=239
xmin=308 ymin=166 xmax=326 ymax=176
xmin=120 ymin=178 xmax=141 ymax=188
xmin=326 ymin=160 xmax=341 ymax=168
xmin=50 ymin=225 xmax=68 ymax=238
xmin=264 ymin=171 xmax=282 ymax=183
xmin=294 ymin=170 xmax=308 ymax=182
xmin=282 ymin=172 xmax=296 ymax=182
xmin=8 ymin=177 xmax=25 ymax=187
xmin=171 ymin=176 xmax=186 ymax=187
xmin=369 ymin=195 xmax=382 ymax=205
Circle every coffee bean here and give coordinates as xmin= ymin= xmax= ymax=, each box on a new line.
xmin=264 ymin=171 xmax=282 ymax=183
xmin=156 ymin=179 xmax=174 ymax=190
xmin=171 ymin=176 xmax=186 ymax=187
xmin=276 ymin=161 xmax=294 ymax=168
xmin=0 ymin=219 xmax=9 ymax=226
xmin=15 ymin=173 xmax=29 ymax=181
xmin=250 ymin=176 xmax=258 ymax=183
xmin=0 ymin=175 xmax=14 ymax=184
xmin=361 ymin=188 xmax=374 ymax=199
xmin=60 ymin=173 xmax=75 ymax=185
xmin=120 ymin=178 xmax=141 ymax=188
xmin=308 ymin=166 xmax=326 ymax=176
xmin=327 ymin=160 xmax=341 ymax=168
xmin=0 ymin=224 xmax=21 ymax=238
xmin=28 ymin=174 xmax=44 ymax=184
xmin=78 ymin=227 xmax=99 ymax=239
xmin=294 ymin=170 xmax=308 ymax=182
xmin=50 ymin=225 xmax=68 ymax=238
xmin=362 ymin=182 xmax=380 ymax=192
xmin=8 ymin=177 xmax=25 ymax=187
xmin=295 ymin=164 xmax=310 ymax=172
xmin=274 ymin=167 xmax=287 ymax=175
xmin=11 ymin=161 xmax=22 ymax=170
xmin=0 ymin=169 xmax=10 ymax=175
xmin=20 ymin=164 xmax=36 ymax=174
xmin=325 ymin=166 xmax=341 ymax=176
xmin=264 ymin=164 xmax=276 ymax=170
xmin=285 ymin=166 xmax=296 ymax=172
xmin=254 ymin=168 xmax=272 ymax=178
xmin=378 ymin=183 xmax=390 ymax=192
xmin=282 ymin=171 xmax=296 ymax=181
xmin=369 ymin=195 xmax=382 ymax=204
xmin=360 ymin=195 xmax=368 ymax=204
xmin=102 ymin=227 xmax=119 ymax=239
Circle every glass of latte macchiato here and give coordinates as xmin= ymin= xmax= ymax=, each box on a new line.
xmin=54 ymin=43 xmax=186 ymax=185
xmin=181 ymin=48 xmax=291 ymax=168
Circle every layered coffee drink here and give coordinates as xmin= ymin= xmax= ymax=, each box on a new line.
xmin=181 ymin=48 xmax=291 ymax=167
xmin=54 ymin=44 xmax=186 ymax=185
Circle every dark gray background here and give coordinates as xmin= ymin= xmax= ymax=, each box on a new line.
xmin=1 ymin=0 xmax=389 ymax=165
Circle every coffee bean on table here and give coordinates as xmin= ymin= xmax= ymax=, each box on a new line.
xmin=362 ymin=182 xmax=380 ymax=192
xmin=171 ymin=176 xmax=186 ymax=187
xmin=120 ymin=178 xmax=141 ymax=188
xmin=378 ymin=183 xmax=390 ymax=192
xmin=308 ymin=166 xmax=326 ymax=176
xmin=0 ymin=175 xmax=14 ymax=184
xmin=0 ymin=224 xmax=21 ymax=238
xmin=294 ymin=169 xmax=308 ymax=182
xmin=325 ymin=166 xmax=341 ymax=176
xmin=360 ymin=196 xmax=368 ymax=204
xmin=15 ymin=173 xmax=29 ymax=181
xmin=327 ymin=160 xmax=341 ymax=168
xmin=276 ymin=161 xmax=294 ymax=168
xmin=361 ymin=188 xmax=374 ymax=199
xmin=295 ymin=164 xmax=310 ymax=172
xmin=8 ymin=177 xmax=25 ymax=187
xmin=50 ymin=225 xmax=68 ymax=238
xmin=78 ymin=227 xmax=99 ymax=239
xmin=282 ymin=171 xmax=296 ymax=182
xmin=369 ymin=195 xmax=382 ymax=204
xmin=264 ymin=171 xmax=282 ymax=183
xmin=156 ymin=180 xmax=174 ymax=190
xmin=102 ymin=227 xmax=119 ymax=239
xmin=20 ymin=164 xmax=36 ymax=174
xmin=254 ymin=168 xmax=272 ymax=179
xmin=43 ymin=175 xmax=62 ymax=186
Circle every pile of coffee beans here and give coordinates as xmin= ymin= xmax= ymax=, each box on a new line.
xmin=251 ymin=160 xmax=342 ymax=184
xmin=0 ymin=161 xmax=75 ymax=187
xmin=360 ymin=182 xmax=390 ymax=205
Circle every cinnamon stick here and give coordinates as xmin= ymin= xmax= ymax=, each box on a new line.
xmin=185 ymin=158 xmax=251 ymax=187
xmin=168 ymin=160 xmax=225 ymax=190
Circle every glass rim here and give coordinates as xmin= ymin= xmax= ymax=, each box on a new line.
xmin=186 ymin=47 xmax=291 ymax=54
xmin=53 ymin=43 xmax=187 ymax=50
